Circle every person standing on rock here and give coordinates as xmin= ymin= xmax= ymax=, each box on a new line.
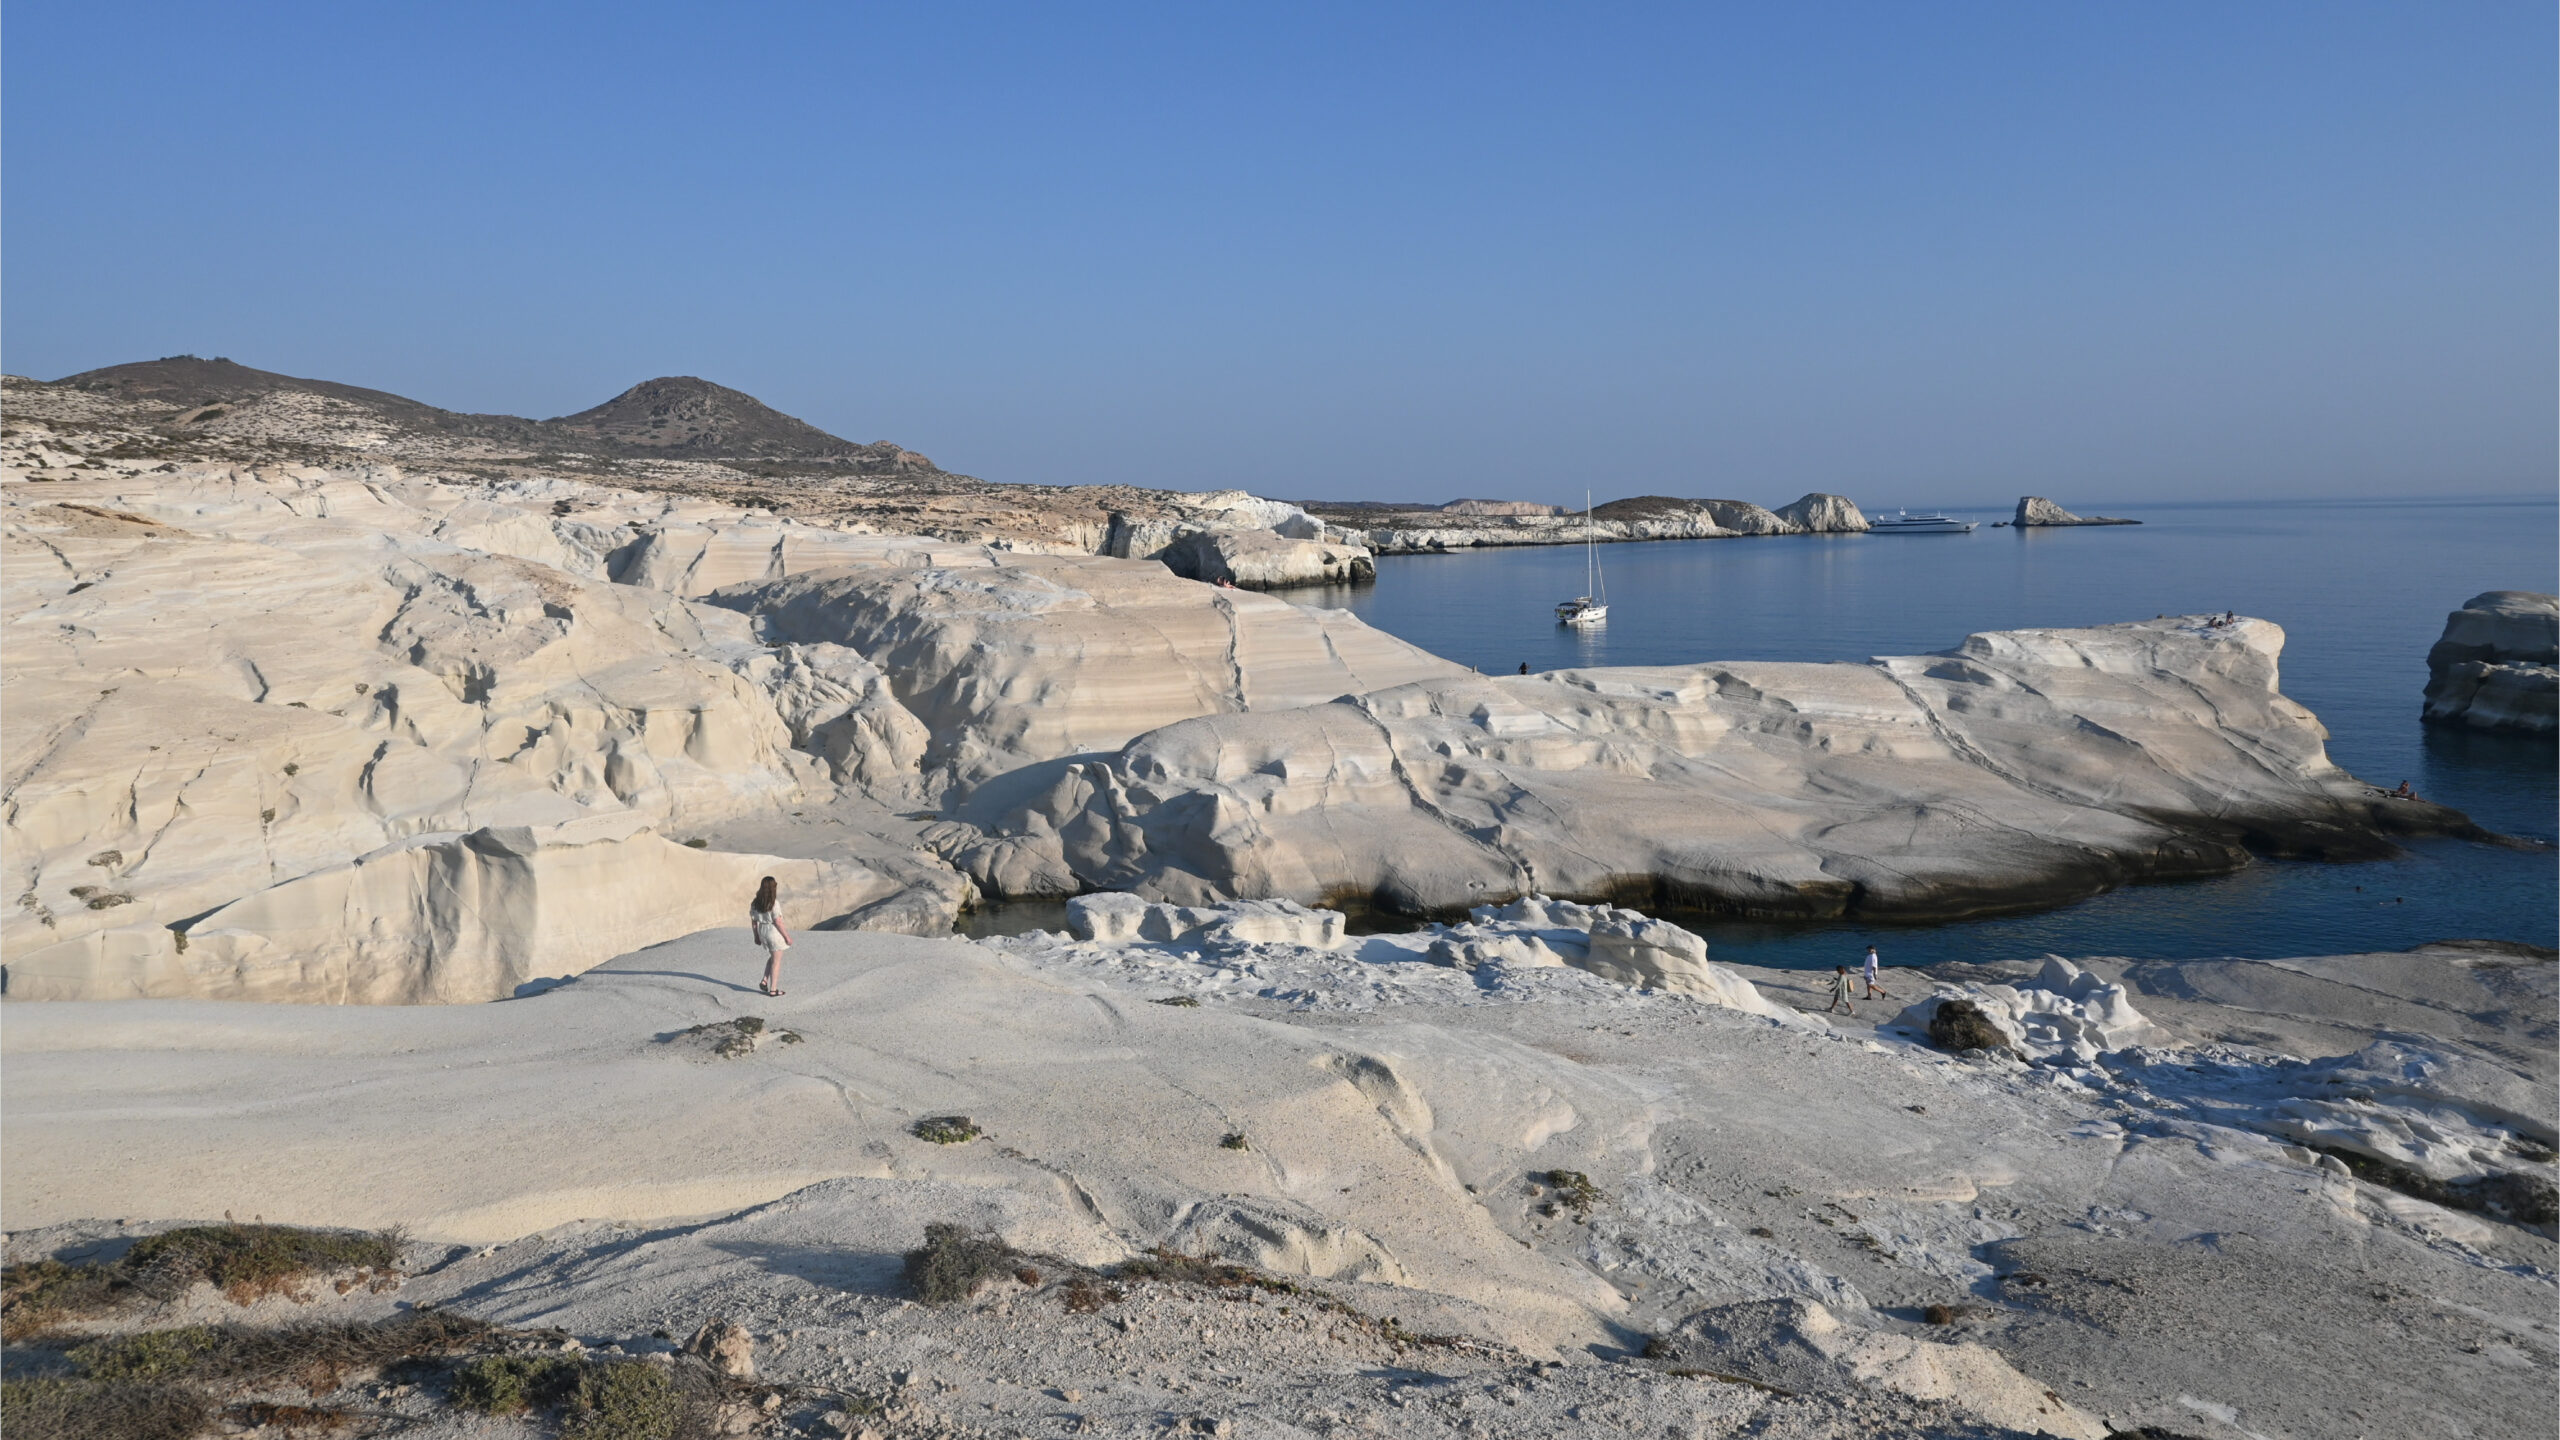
xmin=1824 ymin=965 xmax=1854 ymax=1015
xmin=1862 ymin=944 xmax=1890 ymax=1000
xmin=751 ymin=876 xmax=791 ymax=997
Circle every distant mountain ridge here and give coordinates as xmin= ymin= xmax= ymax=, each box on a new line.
xmin=45 ymin=356 xmax=933 ymax=468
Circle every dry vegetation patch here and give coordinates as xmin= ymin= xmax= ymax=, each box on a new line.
xmin=1 ymin=1224 xmax=401 ymax=1340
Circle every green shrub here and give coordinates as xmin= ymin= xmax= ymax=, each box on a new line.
xmin=562 ymin=1360 xmax=681 ymax=1440
xmin=69 ymin=1326 xmax=227 ymax=1382
xmin=903 ymin=1223 xmax=1018 ymax=1303
xmin=2 ymin=1258 xmax=132 ymax=1339
xmin=909 ymin=1115 xmax=980 ymax=1145
xmin=450 ymin=1353 xmax=583 ymax=1414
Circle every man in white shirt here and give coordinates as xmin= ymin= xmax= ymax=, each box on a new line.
xmin=1862 ymin=944 xmax=1890 ymax=1000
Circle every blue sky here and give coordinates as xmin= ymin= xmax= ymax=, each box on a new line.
xmin=5 ymin=2 xmax=2551 ymax=505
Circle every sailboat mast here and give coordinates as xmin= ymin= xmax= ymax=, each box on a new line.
xmin=1584 ymin=489 xmax=1595 ymax=598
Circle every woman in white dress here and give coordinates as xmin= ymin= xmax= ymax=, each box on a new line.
xmin=751 ymin=875 xmax=791 ymax=997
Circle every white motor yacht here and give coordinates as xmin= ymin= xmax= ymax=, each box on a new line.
xmin=1868 ymin=510 xmax=1978 ymax=534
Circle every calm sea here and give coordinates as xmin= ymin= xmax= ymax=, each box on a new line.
xmin=1289 ymin=496 xmax=2558 ymax=969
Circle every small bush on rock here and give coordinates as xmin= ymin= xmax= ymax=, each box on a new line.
xmin=123 ymin=1222 xmax=402 ymax=1302
xmin=904 ymin=1224 xmax=1020 ymax=1303
xmin=909 ymin=1115 xmax=981 ymax=1145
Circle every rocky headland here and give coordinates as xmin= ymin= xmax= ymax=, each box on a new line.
xmin=2009 ymin=497 xmax=2138 ymax=528
xmin=927 ymin=617 xmax=2475 ymax=918
xmin=2423 ymin=590 xmax=2558 ymax=734
xmin=1298 ymin=492 xmax=1871 ymax=553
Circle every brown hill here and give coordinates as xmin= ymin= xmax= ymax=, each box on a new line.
xmin=546 ymin=376 xmax=918 ymax=463
xmin=44 ymin=356 xmax=932 ymax=467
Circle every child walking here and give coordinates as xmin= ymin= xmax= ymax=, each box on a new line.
xmin=1824 ymin=965 xmax=1855 ymax=1015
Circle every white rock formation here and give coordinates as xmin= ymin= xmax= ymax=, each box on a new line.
xmin=1694 ymin=498 xmax=1794 ymax=534
xmin=2014 ymin=495 xmax=2138 ymax=526
xmin=1159 ymin=526 xmax=1375 ymax=588
xmin=1651 ymin=1298 xmax=2105 ymax=1438
xmin=8 ymin=813 xmax=908 ymax=1004
xmin=0 ymin=464 xmax=1003 ymax=1001
xmin=961 ymin=616 xmax=2457 ymax=917
xmin=1425 ymin=896 xmax=1790 ymax=1019
xmin=1770 ymin=492 xmax=1869 ymax=533
xmin=712 ymin=554 xmax=1467 ymax=790
xmin=1063 ymin=891 xmax=1348 ymax=951
xmin=1887 ymin=956 xmax=2161 ymax=1066
xmin=2423 ymin=590 xmax=2558 ymax=733
xmin=1100 ymin=489 xmax=1327 ymax=561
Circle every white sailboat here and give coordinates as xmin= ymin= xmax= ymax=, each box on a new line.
xmin=1555 ymin=490 xmax=1608 ymax=627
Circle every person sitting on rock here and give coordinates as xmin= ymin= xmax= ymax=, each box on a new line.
xmin=751 ymin=875 xmax=792 ymax=997
xmin=1824 ymin=965 xmax=1854 ymax=1016
xmin=2391 ymin=780 xmax=2416 ymax=800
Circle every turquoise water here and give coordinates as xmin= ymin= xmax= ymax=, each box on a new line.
xmin=1295 ymin=496 xmax=2557 ymax=969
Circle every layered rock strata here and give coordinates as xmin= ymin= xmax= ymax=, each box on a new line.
xmin=941 ymin=616 xmax=2470 ymax=919
xmin=6 ymin=464 xmax=1458 ymax=1001
xmin=2423 ymin=590 xmax=2558 ymax=734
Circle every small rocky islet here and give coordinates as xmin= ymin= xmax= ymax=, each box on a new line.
xmin=3 ymin=360 xmax=2551 ymax=1439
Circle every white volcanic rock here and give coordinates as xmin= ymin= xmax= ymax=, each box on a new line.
xmin=1437 ymin=498 xmax=1559 ymax=516
xmin=1 ymin=463 xmax=980 ymax=1001
xmin=1771 ymin=492 xmax=1869 ymax=533
xmin=10 ymin=927 xmax=2550 ymax=1437
xmin=964 ymin=616 xmax=2461 ymax=918
xmin=1064 ymin=891 xmax=1348 ymax=950
xmin=1650 ymin=1298 xmax=2105 ymax=1438
xmin=1100 ymin=489 xmax=1326 ymax=561
xmin=1160 ymin=526 xmax=1375 ymax=588
xmin=2014 ymin=495 xmax=2138 ymax=526
xmin=2423 ymin=590 xmax=2558 ymax=733
xmin=1887 ymin=956 xmax=2161 ymax=1066
xmin=5 ymin=813 xmax=905 ymax=1003
xmin=1694 ymin=498 xmax=1794 ymax=534
xmin=713 ymin=554 xmax=1469 ymax=790
xmin=1426 ymin=897 xmax=1790 ymax=1019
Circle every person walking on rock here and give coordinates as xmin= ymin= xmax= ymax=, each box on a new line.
xmin=1862 ymin=944 xmax=1890 ymax=1000
xmin=751 ymin=875 xmax=791 ymax=997
xmin=1824 ymin=965 xmax=1854 ymax=1016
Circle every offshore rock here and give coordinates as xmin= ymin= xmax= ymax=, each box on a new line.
xmin=962 ymin=617 xmax=2473 ymax=919
xmin=2014 ymin=495 xmax=2139 ymax=527
xmin=2423 ymin=590 xmax=2558 ymax=734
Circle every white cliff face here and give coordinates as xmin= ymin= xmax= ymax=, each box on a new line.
xmin=2423 ymin=590 xmax=2558 ymax=734
xmin=710 ymin=554 xmax=1468 ymax=791
xmin=1770 ymin=492 xmax=1869 ymax=532
xmin=1159 ymin=527 xmax=1375 ymax=588
xmin=1099 ymin=489 xmax=1328 ymax=562
xmin=948 ymin=616 xmax=2449 ymax=918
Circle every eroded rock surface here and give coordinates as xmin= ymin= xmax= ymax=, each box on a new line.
xmin=958 ymin=616 xmax=2465 ymax=918
xmin=2423 ymin=590 xmax=2558 ymax=734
